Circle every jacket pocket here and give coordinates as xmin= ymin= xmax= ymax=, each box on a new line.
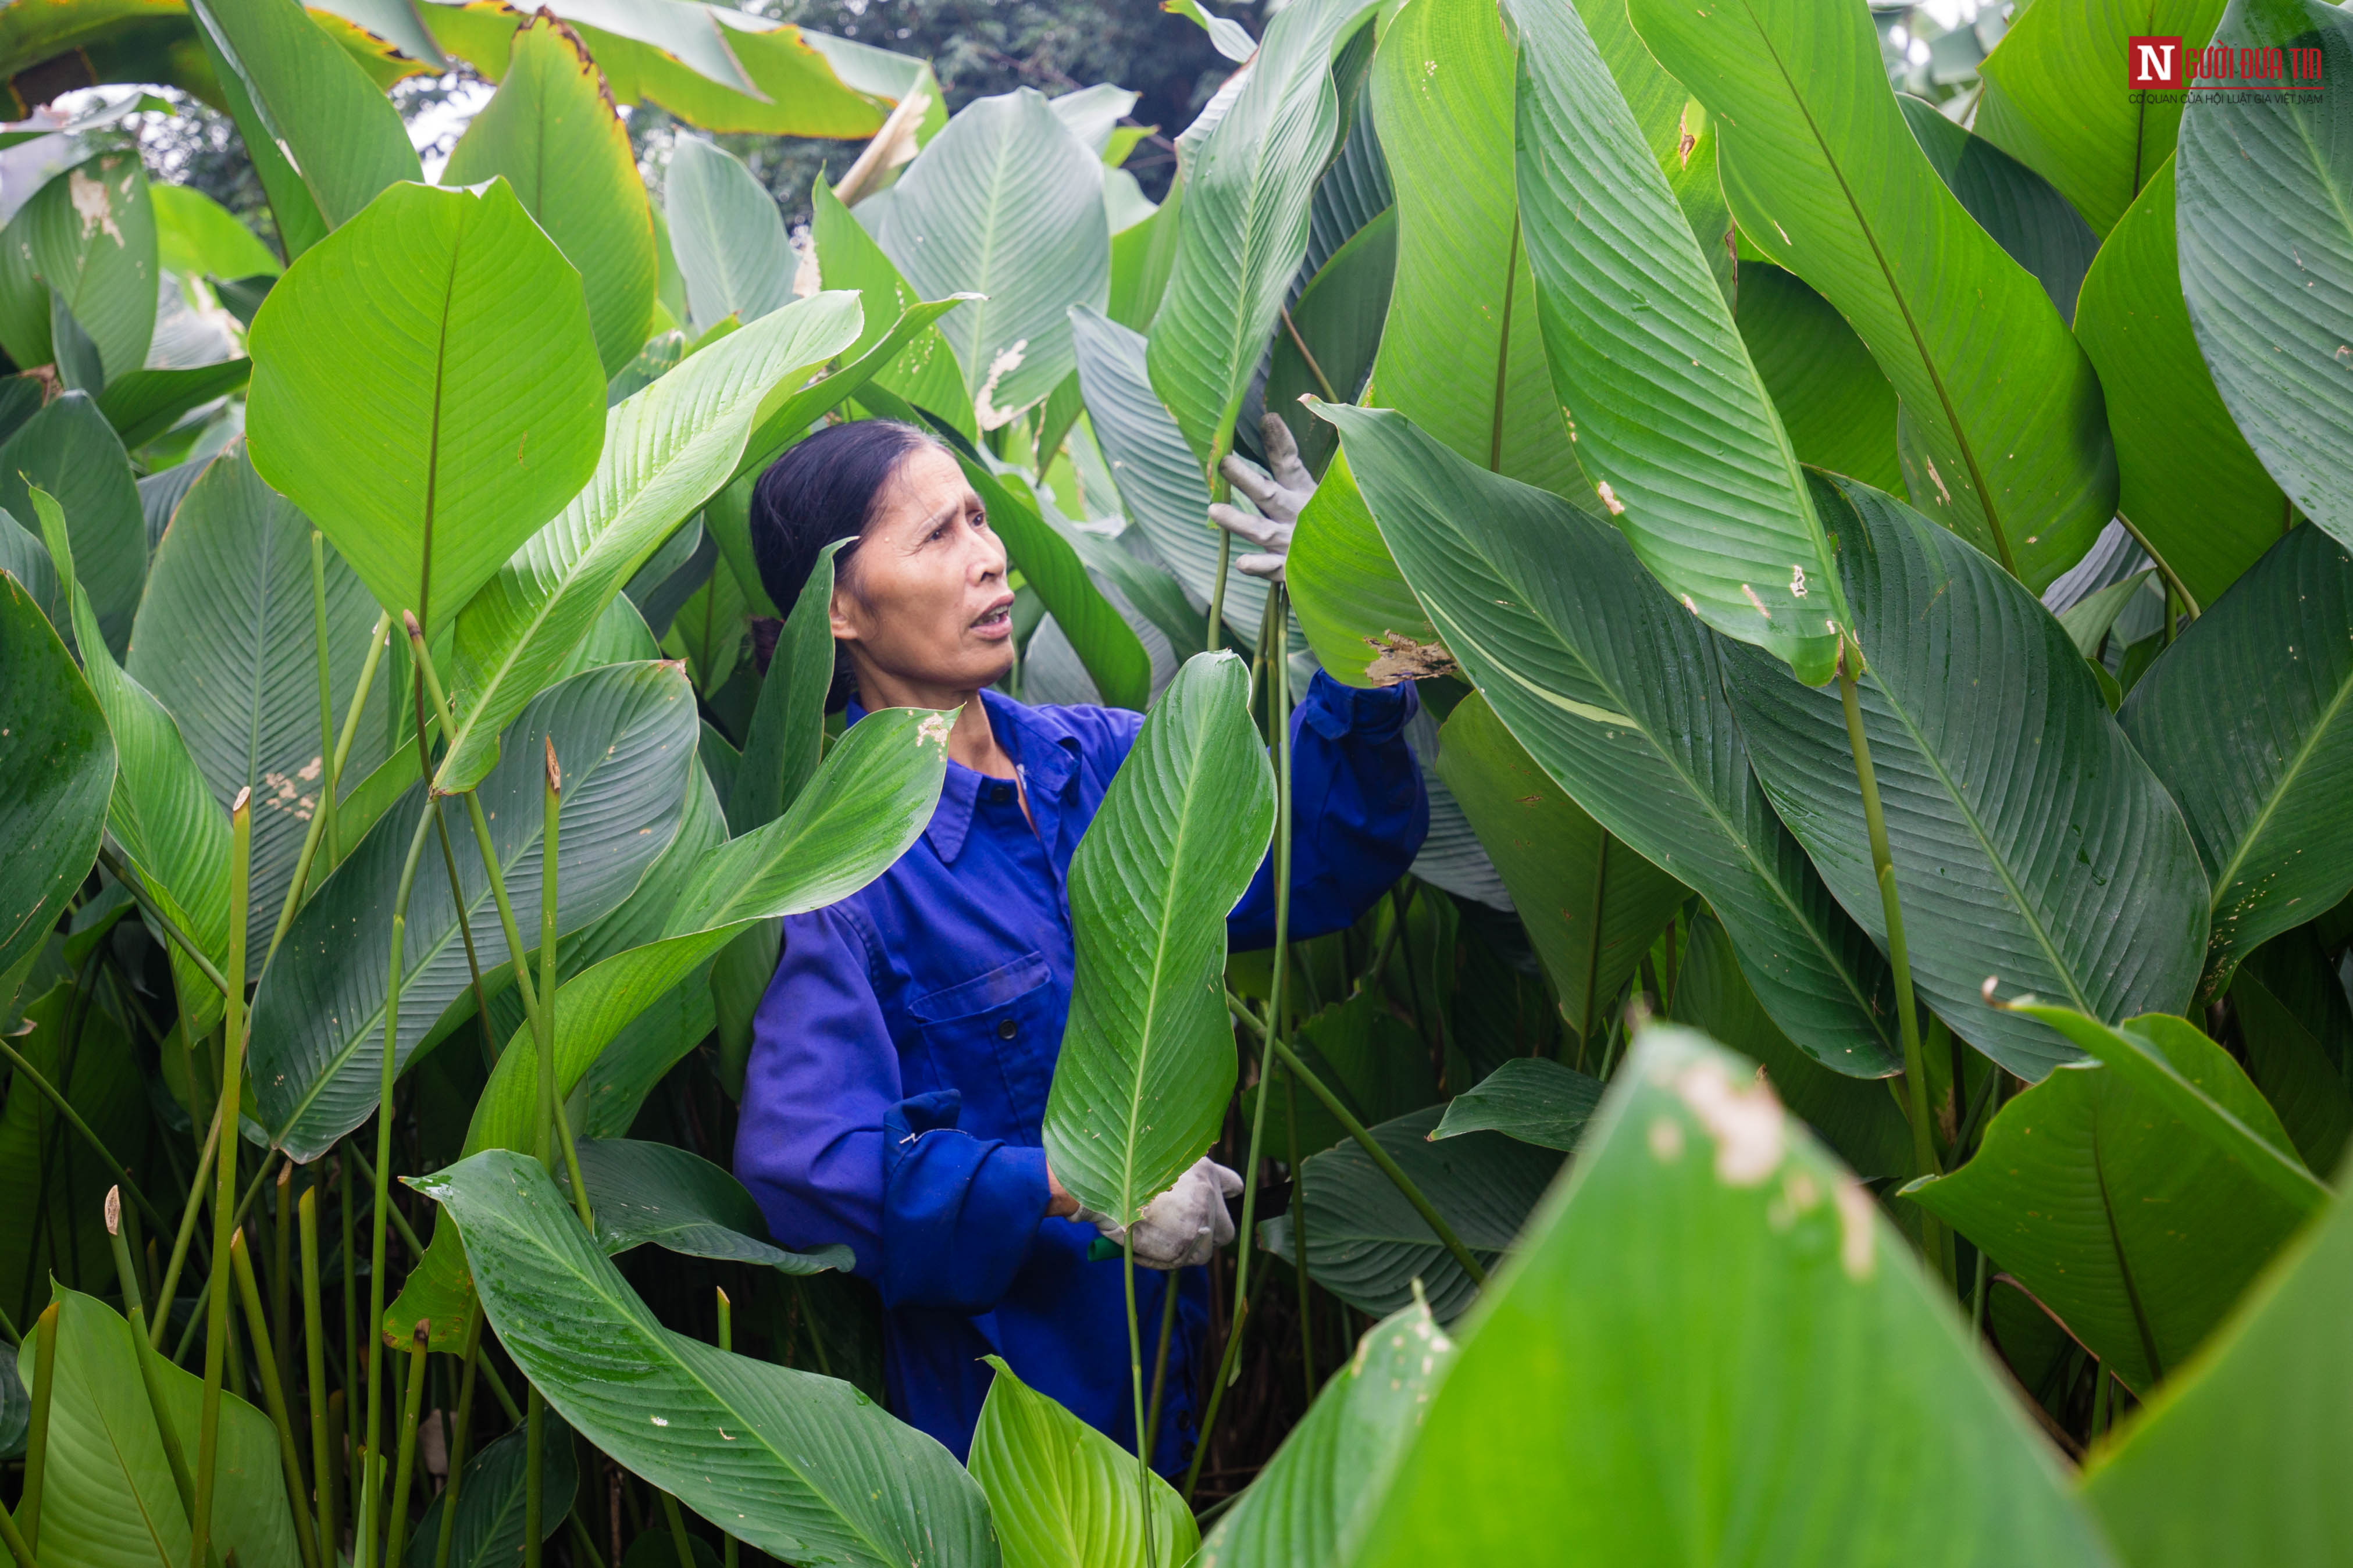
xmin=907 ymin=952 xmax=1059 ymax=1140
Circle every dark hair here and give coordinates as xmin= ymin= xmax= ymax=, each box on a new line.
xmin=747 ymin=417 xmax=942 ymax=710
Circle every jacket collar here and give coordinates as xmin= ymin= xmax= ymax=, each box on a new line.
xmin=845 ymin=688 xmax=1082 ymax=865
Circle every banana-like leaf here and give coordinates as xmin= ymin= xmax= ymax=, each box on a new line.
xmin=2074 ymin=155 xmax=2286 ymax=609
xmin=0 ymin=392 xmax=144 ymax=656
xmin=407 ymin=1406 xmax=575 ymax=1568
xmin=665 ymin=135 xmax=794 ymax=339
xmin=2119 ymin=526 xmax=2353 ymax=998
xmin=729 ymin=540 xmax=837 ymax=835
xmin=1260 ymin=1103 xmax=1560 ymax=1323
xmin=414 ymin=1149 xmax=1000 ymax=1567
xmin=1244 ymin=987 xmax=1438 ymax=1162
xmin=1427 ymin=1058 xmax=1603 ymax=1153
xmin=33 ymin=485 xmax=233 ymax=1039
xmin=1042 ymin=652 xmax=1274 ymax=1223
xmin=0 ymin=568 xmax=113 ymax=982
xmin=2176 ymin=0 xmax=2353 ymax=547
xmin=95 ymin=360 xmax=253 ymax=451
xmin=1896 ymin=94 xmax=2101 ymax=327
xmin=566 ymin=1137 xmax=853 ymax=1275
xmin=2080 ymin=1135 xmax=2350 ymax=1568
xmin=189 ymin=0 xmax=420 ymax=228
xmin=2230 ymin=931 xmax=2353 ymax=1174
xmin=1909 ymin=1016 xmax=2305 ymax=1392
xmin=1106 ymin=174 xmax=1181 ymax=330
xmin=1624 ymin=0 xmax=2116 ymax=590
xmin=1285 ymin=451 xmax=1434 ymax=687
xmin=810 ymin=176 xmax=976 ymax=441
xmin=1191 ymin=1301 xmax=1454 ymax=1568
xmin=873 ymin=87 xmax=1109 ymax=428
xmin=1317 ymin=404 xmax=1899 ymax=1075
xmin=1147 ymin=0 xmax=1377 ymax=468
xmin=436 ymin=291 xmax=861 ymax=792
xmin=444 ymin=13 xmax=657 ymax=376
xmin=247 ymin=177 xmax=607 ymax=635
xmin=16 ymin=1287 xmax=298 ymax=1568
xmin=1735 ymin=263 xmax=1903 ymax=493
xmin=1349 ymin=1028 xmax=2112 ymax=1566
xmin=1433 ymin=692 xmax=1685 ymax=1040
xmin=1975 ymin=0 xmax=2224 ymax=236
xmin=152 ymin=181 xmax=282 ymax=281
xmin=387 ymin=705 xmax=947 ymax=1344
xmin=1511 ymin=0 xmax=1845 ymax=680
xmin=250 ymin=660 xmax=698 ymax=1159
xmin=0 ymin=148 xmax=156 ymax=383
xmin=1262 ymin=204 xmax=1391 ymax=474
xmin=0 ymin=508 xmax=62 ymax=632
xmin=125 ymin=445 xmax=389 ymax=955
xmin=1726 ymin=472 xmax=2209 ymax=1078
xmin=967 ymin=1356 xmax=1196 ymax=1568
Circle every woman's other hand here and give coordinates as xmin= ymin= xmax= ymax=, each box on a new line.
xmin=1210 ymin=415 xmax=1315 ymax=583
xmin=1068 ymin=1158 xmax=1244 ymax=1270
xmin=1046 ymin=1164 xmax=1081 ymax=1219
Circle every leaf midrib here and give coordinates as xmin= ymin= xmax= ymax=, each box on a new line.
xmin=2202 ymin=642 xmax=2353 ymax=917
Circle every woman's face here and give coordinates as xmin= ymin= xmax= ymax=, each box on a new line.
xmin=830 ymin=444 xmax=1016 ymax=695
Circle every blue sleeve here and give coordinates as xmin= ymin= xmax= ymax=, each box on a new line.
xmin=733 ymin=906 xmax=1053 ymax=1315
xmin=1228 ymin=671 xmax=1429 ymax=950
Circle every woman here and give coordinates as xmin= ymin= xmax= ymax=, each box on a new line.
xmin=733 ymin=413 xmax=1428 ymax=1473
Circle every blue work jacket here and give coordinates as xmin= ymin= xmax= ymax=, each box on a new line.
xmin=734 ymin=672 xmax=1428 ymax=1471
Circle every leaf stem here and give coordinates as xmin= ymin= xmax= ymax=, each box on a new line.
xmin=1278 ymin=306 xmax=1340 ymax=405
xmin=192 ymin=788 xmax=252 ymax=1568
xmin=659 ymin=1491 xmax=697 ymax=1568
xmin=95 ymin=845 xmax=230 ymax=998
xmin=230 ymin=1230 xmax=326 ymax=1568
xmin=1123 ymin=1234 xmax=1157 ymax=1568
xmin=715 ymin=1288 xmax=736 ymax=1568
xmin=152 ymin=1101 xmax=223 ymax=1349
xmin=385 ymin=1322 xmax=429 ymax=1568
xmin=2110 ymin=512 xmax=2200 ymax=622
xmin=269 ymin=610 xmax=392 ymax=968
xmin=432 ymin=1305 xmax=486 ymax=1568
xmin=1142 ymin=1272 xmax=1180 ymax=1475
xmin=539 ymin=741 xmax=593 ymax=1229
xmin=307 ymin=533 xmax=338 ymax=898
xmin=525 ymin=1384 xmax=548 ymax=1568
xmin=1285 ymin=1069 xmax=1314 ymax=1404
xmin=20 ymin=1301 xmax=56 ymax=1556
xmin=302 ymin=1184 xmax=338 ymax=1561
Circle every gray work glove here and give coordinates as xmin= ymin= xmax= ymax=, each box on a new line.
xmin=1209 ymin=415 xmax=1315 ymax=583
xmin=1075 ymin=1157 xmax=1244 ymax=1270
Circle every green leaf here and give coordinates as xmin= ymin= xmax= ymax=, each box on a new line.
xmin=2057 ymin=569 xmax=2156 ymax=660
xmin=0 ymin=566 xmax=113 ymax=983
xmin=874 ymin=88 xmax=1110 ymax=428
xmin=1043 ymin=652 xmax=1272 ymax=1221
xmin=1106 ymin=173 xmax=1181 ymax=331
xmin=2176 ymin=0 xmax=2353 ymax=546
xmin=2119 ymin=524 xmax=2353 ymax=998
xmin=1261 ymin=1104 xmax=1560 ymax=1323
xmin=2074 ymin=155 xmax=2287 ymax=609
xmin=1317 ymin=403 xmax=1899 ymax=1076
xmin=247 ymin=176 xmax=608 ymax=635
xmin=1910 ymin=1017 xmax=2306 ymax=1392
xmin=94 ymin=359 xmax=253 ymax=451
xmin=1975 ymin=0 xmax=2224 ymax=236
xmin=809 ymin=177 xmax=978 ymax=441
xmin=151 ymin=183 xmax=281 ymax=280
xmin=1624 ymin=0 xmax=2117 ymax=589
xmin=1245 ymin=987 xmax=1438 ymax=1162
xmin=2229 ymin=929 xmax=2353 ymax=1175
xmin=1428 ymin=1058 xmax=1603 ymax=1153
xmin=967 ymin=1355 xmax=1197 ymax=1568
xmin=1192 ymin=1301 xmax=1454 ymax=1568
xmin=0 ymin=391 xmax=144 ymax=656
xmin=16 ymin=1286 xmax=298 ymax=1568
xmin=1286 ymin=450 xmax=1435 ymax=688
xmin=665 ymin=135 xmax=794 ymax=340
xmin=566 ymin=1137 xmax=853 ymax=1275
xmin=1163 ymin=0 xmax=1253 ymax=63
xmin=0 ymin=149 xmax=157 ymax=382
xmin=414 ymin=1148 xmax=1001 ymax=1567
xmin=1511 ymin=0 xmax=1845 ymax=679
xmin=2079 ymin=1148 xmax=2352 ymax=1568
xmin=1349 ymin=1027 xmax=2112 ymax=1566
xmin=730 ymin=540 xmax=839 ymax=835
xmin=1724 ymin=473 xmax=2209 ymax=1080
xmin=1734 ymin=263 xmax=1903 ymax=492
xmin=1263 ymin=205 xmax=1392 ymax=474
xmin=436 ymin=291 xmax=862 ymax=793
xmin=407 ymin=1406 xmax=576 ymax=1568
xmin=189 ymin=0 xmax=421 ymax=228
xmin=1147 ymin=0 xmax=1377 ymax=467
xmin=662 ymin=537 xmax=750 ymax=697
xmin=0 ymin=506 xmax=61 ymax=631
xmin=0 ymin=983 xmax=144 ymax=1316
xmin=1434 ymin=690 xmax=1686 ymax=1042
xmin=1897 ymin=94 xmax=2102 ymax=327
xmin=249 ymin=660 xmax=699 ymax=1160
xmin=444 ymin=12 xmax=658 ymax=377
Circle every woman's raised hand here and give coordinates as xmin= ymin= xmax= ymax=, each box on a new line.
xmin=1210 ymin=415 xmax=1316 ymax=583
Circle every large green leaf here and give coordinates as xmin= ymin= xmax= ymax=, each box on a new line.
xmin=249 ymin=660 xmax=698 ymax=1159
xmin=2230 ymin=930 xmax=2353 ymax=1174
xmin=1261 ymin=1103 xmax=1561 ymax=1324
xmin=1734 ymin=263 xmax=1903 ymax=493
xmin=1913 ymin=1015 xmax=2308 ymax=1390
xmin=1245 ymin=987 xmax=1439 ymax=1162
xmin=124 ymin=444 xmax=388 ymax=955
xmin=407 ymin=1407 xmax=575 ymax=1568
xmin=415 ymin=1149 xmax=1000 ymax=1567
xmin=0 ymin=392 xmax=144 ymax=656
xmin=664 ymin=135 xmax=793 ymax=338
xmin=151 ymin=183 xmax=281 ymax=281
xmin=2079 ymin=1153 xmax=2351 ymax=1568
xmin=1433 ymin=692 xmax=1685 ymax=1041
xmin=2118 ymin=525 xmax=2353 ymax=998
xmin=729 ymin=540 xmax=837 ymax=835
xmin=1318 ymin=403 xmax=1899 ymax=1076
xmin=1898 ymin=94 xmax=2102 ymax=328
xmin=567 ymin=1137 xmax=853 ymax=1275
xmin=1724 ymin=473 xmax=2209 ymax=1080
xmin=1262 ymin=205 xmax=1392 ymax=475
xmin=967 ymin=1356 xmax=1196 ymax=1568
xmin=189 ymin=0 xmax=420 ymax=228
xmin=1347 ymin=1027 xmax=2112 ymax=1566
xmin=16 ymin=1286 xmax=296 ymax=1568
xmin=1428 ymin=1058 xmax=1603 ymax=1153
xmin=1043 ymin=652 xmax=1272 ymax=1222
xmin=1192 ymin=1301 xmax=1454 ymax=1568
xmin=0 ymin=148 xmax=156 ymax=383
xmin=443 ymin=12 xmax=657 ymax=376
xmin=247 ymin=176 xmax=607 ymax=634
xmin=437 ymin=291 xmax=862 ymax=793
xmin=1147 ymin=0 xmax=1377 ymax=468
xmin=2074 ymin=155 xmax=2287 ymax=609
xmin=1285 ymin=451 xmax=1432 ymax=687
xmin=0 ymin=569 xmax=112 ymax=982
xmin=0 ymin=982 xmax=144 ymax=1317
xmin=1624 ymin=0 xmax=2116 ymax=589
xmin=1511 ymin=0 xmax=1845 ymax=679
xmin=95 ymin=360 xmax=254 ymax=452
xmin=874 ymin=87 xmax=1108 ymax=428
xmin=1976 ymin=0 xmax=2224 ymax=236
xmin=2176 ymin=0 xmax=2353 ymax=548
xmin=811 ymin=177 xmax=975 ymax=440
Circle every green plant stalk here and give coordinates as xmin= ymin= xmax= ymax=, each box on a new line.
xmin=153 ymin=1101 xmax=225 ymax=1349
xmin=538 ymin=740 xmax=593 ymax=1227
xmin=273 ymin=1165 xmax=294 ymax=1414
xmin=20 ymin=1301 xmax=57 ymax=1555
xmin=344 ymin=1140 xmax=427 ymax=1262
xmin=307 ymin=532 xmax=339 ymax=899
xmin=0 ymin=1036 xmax=171 ymax=1235
xmin=191 ymin=789 xmax=252 ymax=1568
xmin=715 ymin=1290 xmax=736 ymax=1568
xmin=384 ymin=1323 xmax=429 ymax=1568
xmin=0 ymin=1499 xmax=38 ymax=1568
xmin=231 ymin=1230 xmax=326 ymax=1568
xmin=1286 ymin=1069 xmax=1313 ymax=1405
xmin=2111 ymin=512 xmax=2200 ymax=622
xmin=431 ymin=1305 xmax=487 ymax=1568
xmin=127 ymin=1295 xmax=208 ymax=1551
xmin=301 ymin=1185 xmax=337 ymax=1562
xmin=525 ymin=1384 xmax=548 ymax=1568
xmin=342 ymin=1147 xmax=359 ymax=1505
xmin=107 ymin=1187 xmax=144 ymax=1312
xmin=360 ymin=804 xmax=443 ymax=1568
xmin=172 ymin=1150 xmax=286 ymax=1367
xmin=1122 ymin=1233 xmax=1156 ymax=1568
xmin=1835 ymin=647 xmax=1949 ymax=1284
xmin=661 ymin=1491 xmax=697 ymax=1568
xmin=269 ymin=610 xmax=393 ymax=967
xmin=1203 ymin=477 xmax=1233 ymax=655
xmin=1141 ymin=1267 xmax=1181 ymax=1470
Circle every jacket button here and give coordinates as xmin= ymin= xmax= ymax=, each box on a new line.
xmin=996 ymin=1017 xmax=1018 ymax=1040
